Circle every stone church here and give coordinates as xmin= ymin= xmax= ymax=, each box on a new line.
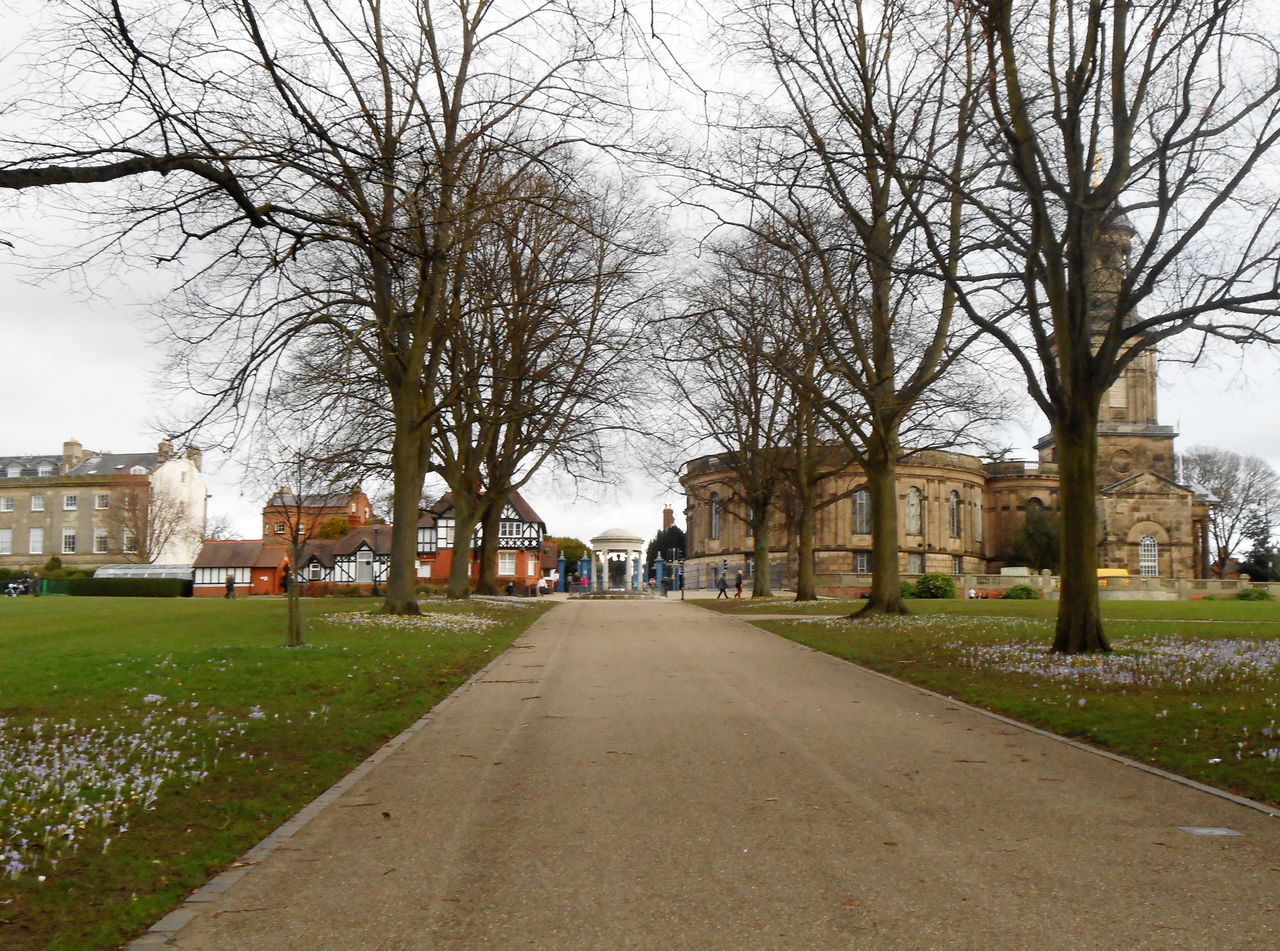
xmin=681 ymin=223 xmax=1214 ymax=586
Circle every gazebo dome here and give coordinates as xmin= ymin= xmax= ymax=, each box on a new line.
xmin=591 ymin=527 xmax=644 ymax=546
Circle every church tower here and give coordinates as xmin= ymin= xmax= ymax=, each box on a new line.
xmin=1036 ymin=215 xmax=1177 ymax=486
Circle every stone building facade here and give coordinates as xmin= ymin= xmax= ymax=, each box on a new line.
xmin=681 ymin=344 xmax=1213 ymax=587
xmin=681 ymin=217 xmax=1213 ymax=589
xmin=0 ymin=439 xmax=207 ymax=571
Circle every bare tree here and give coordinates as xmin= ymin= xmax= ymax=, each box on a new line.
xmin=107 ymin=486 xmax=200 ymax=564
xmin=1179 ymin=447 xmax=1280 ymax=575
xmin=661 ymin=235 xmax=799 ymax=598
xmin=203 ymin=514 xmax=238 ymax=542
xmin=428 ymin=157 xmax=656 ymax=597
xmin=247 ymin=420 xmax=360 ymax=648
xmin=683 ymin=0 xmax=997 ymax=614
xmin=0 ymin=0 xmax=635 ymax=615
xmin=914 ymin=0 xmax=1280 ymax=651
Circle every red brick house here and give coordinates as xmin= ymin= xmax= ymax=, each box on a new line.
xmin=192 ymin=540 xmax=291 ymax=596
xmin=261 ymin=485 xmax=374 ymax=546
xmin=416 ymin=491 xmax=547 ymax=590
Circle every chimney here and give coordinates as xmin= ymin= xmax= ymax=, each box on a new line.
xmin=662 ymin=505 xmax=674 ymax=530
xmin=62 ymin=440 xmax=83 ymax=473
xmin=185 ymin=445 xmax=203 ymax=471
xmin=157 ymin=439 xmax=174 ymax=461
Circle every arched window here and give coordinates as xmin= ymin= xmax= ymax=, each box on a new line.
xmin=1139 ymin=534 xmax=1159 ymax=576
xmin=949 ymin=490 xmax=962 ymax=538
xmin=709 ymin=492 xmax=721 ymax=540
xmin=905 ymin=487 xmax=922 ymax=536
xmin=851 ymin=487 xmax=871 ymax=535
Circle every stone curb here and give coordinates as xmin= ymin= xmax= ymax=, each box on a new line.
xmin=125 ymin=625 xmax=541 ymax=950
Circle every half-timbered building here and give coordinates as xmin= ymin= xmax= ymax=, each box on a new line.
xmin=419 ymin=491 xmax=547 ymax=589
xmin=293 ymin=525 xmax=391 ymax=593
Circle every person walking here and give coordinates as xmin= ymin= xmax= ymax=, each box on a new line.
xmin=734 ymin=570 xmax=743 ymax=598
xmin=225 ymin=573 xmax=236 ymax=599
xmin=716 ymin=573 xmax=729 ymax=599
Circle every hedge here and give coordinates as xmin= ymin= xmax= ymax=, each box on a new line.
xmin=55 ymin=577 xmax=193 ymax=598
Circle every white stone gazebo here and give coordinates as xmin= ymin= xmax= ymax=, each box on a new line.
xmin=588 ymin=527 xmax=646 ymax=592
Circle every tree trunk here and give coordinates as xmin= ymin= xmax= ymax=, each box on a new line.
xmin=285 ymin=574 xmax=303 ymax=648
xmin=794 ymin=481 xmax=818 ymax=601
xmin=475 ymin=499 xmax=503 ymax=596
xmin=751 ymin=516 xmax=773 ymax=597
xmin=855 ymin=444 xmax=909 ymax=617
xmin=1051 ymin=414 xmax=1110 ymax=653
xmin=447 ymin=497 xmax=482 ymax=599
xmin=383 ymin=425 xmax=425 ymax=615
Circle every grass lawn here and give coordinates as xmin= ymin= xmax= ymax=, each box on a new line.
xmin=704 ymin=598 xmax=1280 ymax=809
xmin=0 ymin=595 xmax=552 ymax=951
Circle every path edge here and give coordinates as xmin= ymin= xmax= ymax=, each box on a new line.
xmin=126 ymin=605 xmax=561 ymax=950
xmin=736 ymin=612 xmax=1280 ymax=821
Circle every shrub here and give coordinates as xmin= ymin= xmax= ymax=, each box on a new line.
xmin=327 ymin=586 xmax=372 ymax=598
xmin=1002 ymin=584 xmax=1039 ymax=600
xmin=1235 ymin=587 xmax=1275 ymax=601
xmin=899 ymin=578 xmax=916 ymax=599
xmin=63 ymin=577 xmax=192 ymax=597
xmin=914 ymin=573 xmax=957 ymax=599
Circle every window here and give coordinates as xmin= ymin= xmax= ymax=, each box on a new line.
xmin=905 ymin=487 xmax=922 ymax=536
xmin=37 ymin=463 xmax=54 ymax=476
xmin=746 ymin=506 xmax=754 ymax=537
xmin=709 ymin=492 xmax=721 ymax=540
xmin=948 ymin=491 xmax=962 ymax=538
xmin=5 ymin=465 xmax=18 ymax=478
xmin=95 ymin=493 xmax=110 ymax=510
xmin=94 ymin=531 xmax=109 ymax=554
xmin=29 ymin=527 xmax=43 ymax=554
xmin=63 ymin=494 xmax=77 ymax=511
xmin=31 ymin=494 xmax=44 ymax=512
xmin=1139 ymin=534 xmax=1159 ymax=576
xmin=0 ymin=529 xmax=10 ymax=555
xmin=853 ymin=550 xmax=871 ymax=573
xmin=952 ymin=555 xmax=963 ymax=574
xmin=308 ymin=562 xmax=322 ymax=580
xmin=0 ymin=496 xmax=12 ymax=512
xmin=1108 ymin=380 xmax=1128 ymax=409
xmin=499 ymin=520 xmax=521 ymax=540
xmin=274 ymin=523 xmax=285 ymax=535
xmin=124 ymin=534 xmax=138 ymax=554
xmin=129 ymin=465 xmax=147 ymax=475
xmin=851 ymin=487 xmax=871 ymax=535
xmin=907 ymin=551 xmax=924 ymax=574
xmin=499 ymin=552 xmax=517 ymax=575
xmin=62 ymin=529 xmax=77 ymax=554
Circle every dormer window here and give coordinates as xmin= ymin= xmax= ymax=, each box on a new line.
xmin=5 ymin=465 xmax=18 ymax=478
xmin=129 ymin=466 xmax=147 ymax=475
xmin=37 ymin=463 xmax=53 ymax=477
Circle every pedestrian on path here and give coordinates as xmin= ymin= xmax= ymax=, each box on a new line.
xmin=734 ymin=570 xmax=743 ymax=598
xmin=225 ymin=573 xmax=236 ymax=599
xmin=716 ymin=573 xmax=729 ymax=599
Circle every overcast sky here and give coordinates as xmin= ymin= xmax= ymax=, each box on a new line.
xmin=6 ymin=253 xmax=1279 ymax=550
xmin=5 ymin=3 xmax=1280 ymax=550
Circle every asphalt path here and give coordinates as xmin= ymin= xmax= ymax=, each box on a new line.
xmin=150 ymin=599 xmax=1280 ymax=950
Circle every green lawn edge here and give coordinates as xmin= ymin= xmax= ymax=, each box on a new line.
xmin=0 ymin=596 xmax=553 ymax=951
xmin=698 ymin=600 xmax=1280 ymax=809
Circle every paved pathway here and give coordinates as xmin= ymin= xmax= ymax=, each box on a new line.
xmin=146 ymin=600 xmax=1279 ymax=949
